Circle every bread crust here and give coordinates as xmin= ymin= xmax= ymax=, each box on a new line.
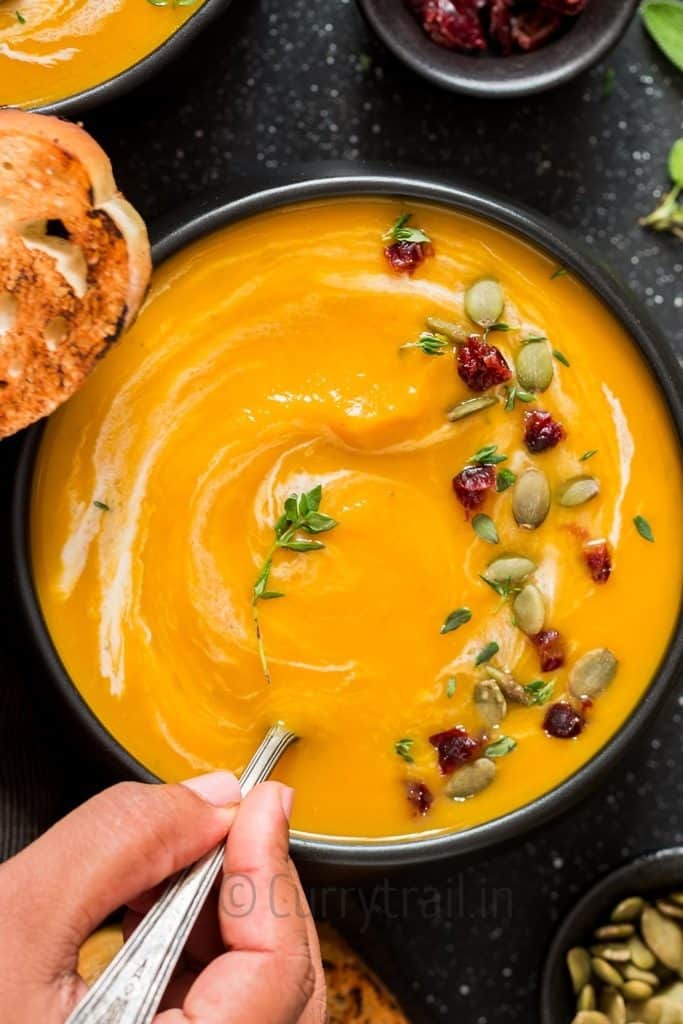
xmin=319 ymin=923 xmax=411 ymax=1023
xmin=0 ymin=111 xmax=151 ymax=438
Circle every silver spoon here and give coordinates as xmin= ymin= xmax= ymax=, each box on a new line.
xmin=65 ymin=721 xmax=298 ymax=1024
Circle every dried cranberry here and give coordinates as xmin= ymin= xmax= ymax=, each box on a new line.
xmin=532 ymin=629 xmax=566 ymax=672
xmin=490 ymin=0 xmax=513 ymax=55
xmin=406 ymin=780 xmax=434 ymax=816
xmin=457 ymin=335 xmax=512 ymax=392
xmin=452 ymin=464 xmax=496 ymax=514
xmin=429 ymin=726 xmax=480 ymax=775
xmin=523 ymin=409 xmax=566 ymax=453
xmin=511 ymin=10 xmax=563 ymax=51
xmin=584 ymin=541 xmax=612 ymax=584
xmin=410 ymin=0 xmax=488 ymax=52
xmin=384 ymin=240 xmax=430 ymax=275
xmin=543 ymin=701 xmax=585 ymax=739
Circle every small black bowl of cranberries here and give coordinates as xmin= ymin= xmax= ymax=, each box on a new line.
xmin=356 ymin=0 xmax=640 ymax=97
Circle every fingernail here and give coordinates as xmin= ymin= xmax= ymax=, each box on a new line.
xmin=182 ymin=771 xmax=242 ymax=807
xmin=279 ymin=785 xmax=295 ymax=821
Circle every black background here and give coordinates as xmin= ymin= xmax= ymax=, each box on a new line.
xmin=1 ymin=3 xmax=682 ymax=1022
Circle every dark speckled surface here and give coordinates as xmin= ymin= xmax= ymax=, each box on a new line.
xmin=1 ymin=4 xmax=682 ymax=1023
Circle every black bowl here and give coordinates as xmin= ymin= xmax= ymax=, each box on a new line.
xmin=12 ymin=169 xmax=683 ymax=872
xmin=541 ymin=847 xmax=683 ymax=1022
xmin=356 ymin=0 xmax=640 ymax=97
xmin=16 ymin=0 xmax=232 ymax=118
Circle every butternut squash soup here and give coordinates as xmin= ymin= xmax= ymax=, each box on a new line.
xmin=0 ymin=0 xmax=205 ymax=110
xmin=31 ymin=198 xmax=683 ymax=839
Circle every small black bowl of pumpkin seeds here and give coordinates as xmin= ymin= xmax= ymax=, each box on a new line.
xmin=541 ymin=847 xmax=683 ymax=1024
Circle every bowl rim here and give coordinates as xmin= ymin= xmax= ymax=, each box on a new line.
xmin=12 ymin=169 xmax=683 ymax=869
xmin=355 ymin=0 xmax=640 ymax=97
xmin=539 ymin=845 xmax=683 ymax=1022
xmin=11 ymin=0 xmax=232 ymax=118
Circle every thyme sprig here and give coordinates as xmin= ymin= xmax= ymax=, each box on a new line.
xmin=640 ymin=139 xmax=683 ymax=239
xmin=382 ymin=213 xmax=432 ymax=245
xmin=400 ymin=331 xmax=449 ymax=356
xmin=252 ymin=485 xmax=338 ymax=683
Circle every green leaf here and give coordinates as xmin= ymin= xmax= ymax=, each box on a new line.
xmin=669 ymin=138 xmax=683 ymax=187
xmin=642 ymin=0 xmax=683 ymax=72
xmin=480 ymin=575 xmax=512 ymax=600
xmin=550 ymin=267 xmax=568 ymax=280
xmin=274 ymin=512 xmax=290 ymax=537
xmin=284 ymin=495 xmax=298 ymax=523
xmin=253 ymin=562 xmax=273 ymax=600
xmin=523 ymin=679 xmax=555 ymax=706
xmin=486 ymin=322 xmax=511 ymax=334
xmin=485 ymin=735 xmax=517 ymax=758
xmin=553 ymin=349 xmax=570 ymax=367
xmin=280 ymin=540 xmax=325 ymax=552
xmin=580 ymin=449 xmax=598 ymax=462
xmin=475 ymin=641 xmax=499 ymax=666
xmin=382 ymin=213 xmax=431 ymax=245
xmin=15 ymin=9 xmax=26 ymax=22
xmin=523 ymin=335 xmax=548 ymax=344
xmin=394 ymin=738 xmax=415 ymax=763
xmin=93 ymin=500 xmax=110 ymax=512
xmin=400 ymin=332 xmax=448 ymax=356
xmin=303 ymin=512 xmax=338 ymax=534
xmin=260 ymin=591 xmax=285 ymax=600
xmin=468 ymin=443 xmax=507 ymax=466
xmin=496 ymin=468 xmax=516 ymax=492
xmin=305 ymin=485 xmax=322 ymax=512
xmin=440 ymin=607 xmax=472 ymax=635
xmin=634 ymin=515 xmax=655 ymax=542
xmin=446 ymin=677 xmax=457 ymax=698
xmin=472 ymin=514 xmax=499 ymax=545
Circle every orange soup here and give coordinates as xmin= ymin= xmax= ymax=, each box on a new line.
xmin=31 ymin=198 xmax=683 ymax=839
xmin=0 ymin=0 xmax=205 ymax=110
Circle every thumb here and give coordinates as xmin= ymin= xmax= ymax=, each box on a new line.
xmin=3 ymin=773 xmax=240 ymax=964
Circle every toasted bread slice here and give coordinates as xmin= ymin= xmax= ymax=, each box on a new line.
xmin=319 ymin=922 xmax=411 ymax=1023
xmin=0 ymin=110 xmax=151 ymax=438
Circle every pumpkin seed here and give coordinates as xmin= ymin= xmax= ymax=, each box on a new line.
xmin=580 ymin=984 xmax=598 ymax=1011
xmin=601 ymin=989 xmax=627 ymax=1024
xmin=485 ymin=556 xmax=537 ymax=584
xmin=656 ymin=900 xmax=683 ymax=921
xmin=425 ymin=316 xmax=468 ymax=342
xmin=486 ymin=666 xmax=531 ymax=705
xmin=572 ymin=1013 xmax=610 ymax=1024
xmin=623 ymin=981 xmax=655 ymax=1002
xmin=642 ymin=999 xmax=683 ymax=1024
xmin=513 ymin=583 xmax=545 ymax=636
xmin=568 ymin=947 xmax=593 ymax=993
xmin=570 ymin=649 xmax=619 ymax=699
xmin=473 ymin=679 xmax=507 ymax=728
xmin=642 ymin=907 xmax=683 ymax=972
xmin=612 ymin=898 xmax=646 ymax=923
xmin=592 ymin=958 xmax=625 ymax=987
xmin=624 ymin=966 xmax=660 ymax=987
xmin=515 ymin=341 xmax=554 ymax=392
xmin=591 ymin=944 xmax=631 ymax=963
xmin=512 ymin=468 xmax=550 ymax=530
xmin=447 ymin=394 xmax=499 ymax=422
xmin=630 ymin=935 xmax=657 ymax=970
xmin=445 ymin=758 xmax=496 ymax=800
xmin=559 ymin=475 xmax=601 ymax=508
xmin=658 ymin=982 xmax=683 ymax=1005
xmin=595 ymin=924 xmax=635 ymax=942
xmin=464 ymin=277 xmax=505 ymax=326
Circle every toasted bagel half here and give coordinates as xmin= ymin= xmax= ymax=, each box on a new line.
xmin=0 ymin=110 xmax=151 ymax=438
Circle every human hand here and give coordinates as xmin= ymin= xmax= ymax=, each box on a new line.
xmin=0 ymin=774 xmax=326 ymax=1023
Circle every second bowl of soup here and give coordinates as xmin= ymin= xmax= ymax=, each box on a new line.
xmin=16 ymin=174 xmax=683 ymax=869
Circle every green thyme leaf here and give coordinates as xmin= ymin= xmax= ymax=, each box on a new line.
xmin=303 ymin=511 xmax=338 ymax=533
xmin=395 ymin=738 xmax=415 ymax=763
xmin=15 ymin=10 xmax=26 ymax=22
xmin=479 ymin=574 xmax=513 ymax=600
xmin=503 ymin=385 xmax=533 ymax=411
xmin=472 ymin=514 xmax=499 ymax=545
xmin=523 ymin=679 xmax=555 ymax=706
xmin=553 ymin=349 xmax=570 ymax=367
xmin=485 ymin=735 xmax=517 ymax=758
xmin=550 ymin=267 xmax=568 ymax=280
xmin=93 ymin=500 xmax=110 ymax=512
xmin=383 ymin=213 xmax=432 ymax=245
xmin=475 ymin=641 xmax=500 ymax=666
xmin=280 ymin=539 xmax=325 ymax=552
xmin=523 ymin=335 xmax=548 ymax=344
xmin=641 ymin=0 xmax=683 ymax=72
xmin=440 ymin=608 xmax=472 ymax=635
xmin=496 ymin=468 xmax=517 ymax=492
xmin=634 ymin=515 xmax=655 ymax=542
xmin=446 ymin=677 xmax=457 ymax=698
xmin=400 ymin=332 xmax=449 ymax=356
xmin=580 ymin=449 xmax=598 ymax=462
xmin=468 ymin=443 xmax=508 ymax=466
xmin=486 ymin=322 xmax=511 ymax=333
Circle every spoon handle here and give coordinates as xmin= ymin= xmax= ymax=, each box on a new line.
xmin=66 ymin=722 xmax=297 ymax=1024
